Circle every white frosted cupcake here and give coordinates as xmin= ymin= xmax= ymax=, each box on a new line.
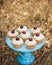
xmin=17 ymin=25 xmax=27 ymax=33
xmin=7 ymin=30 xmax=18 ymax=39
xmin=31 ymin=27 xmax=40 ymax=35
xmin=12 ymin=37 xmax=23 ymax=48
xmin=20 ymin=31 xmax=30 ymax=41
xmin=34 ymin=33 xmax=44 ymax=43
xmin=25 ymin=38 xmax=37 ymax=49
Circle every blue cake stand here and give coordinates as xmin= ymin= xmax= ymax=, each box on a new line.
xmin=6 ymin=30 xmax=46 ymax=65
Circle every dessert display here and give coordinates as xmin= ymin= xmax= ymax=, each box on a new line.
xmin=12 ymin=37 xmax=23 ymax=48
xmin=6 ymin=25 xmax=46 ymax=65
xmin=20 ymin=31 xmax=30 ymax=41
xmin=25 ymin=38 xmax=37 ymax=49
xmin=34 ymin=33 xmax=44 ymax=43
xmin=31 ymin=27 xmax=40 ymax=35
xmin=7 ymin=30 xmax=18 ymax=39
xmin=17 ymin=25 xmax=27 ymax=33
xmin=7 ymin=26 xmax=45 ymax=49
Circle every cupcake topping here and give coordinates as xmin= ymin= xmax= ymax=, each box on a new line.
xmin=22 ymin=31 xmax=26 ymax=34
xmin=29 ymin=38 xmax=33 ymax=41
xmin=20 ymin=25 xmax=23 ymax=29
xmin=16 ymin=37 xmax=20 ymax=41
xmin=33 ymin=27 xmax=37 ymax=30
xmin=36 ymin=33 xmax=40 ymax=36
xmin=11 ymin=30 xmax=15 ymax=34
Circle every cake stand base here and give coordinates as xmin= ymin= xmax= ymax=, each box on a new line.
xmin=16 ymin=52 xmax=35 ymax=65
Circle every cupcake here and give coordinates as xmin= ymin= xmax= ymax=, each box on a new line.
xmin=20 ymin=31 xmax=30 ymax=41
xmin=31 ymin=27 xmax=40 ymax=35
xmin=7 ymin=30 xmax=18 ymax=39
xmin=17 ymin=25 xmax=27 ymax=33
xmin=25 ymin=38 xmax=37 ymax=49
xmin=12 ymin=37 xmax=23 ymax=48
xmin=34 ymin=33 xmax=44 ymax=43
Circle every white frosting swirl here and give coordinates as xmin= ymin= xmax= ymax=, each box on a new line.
xmin=25 ymin=39 xmax=37 ymax=45
xmin=12 ymin=38 xmax=23 ymax=44
xmin=8 ymin=30 xmax=18 ymax=37
xmin=17 ymin=26 xmax=27 ymax=32
xmin=31 ymin=27 xmax=40 ymax=34
xmin=20 ymin=32 xmax=30 ymax=39
xmin=34 ymin=33 xmax=44 ymax=40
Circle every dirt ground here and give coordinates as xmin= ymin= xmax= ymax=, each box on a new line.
xmin=0 ymin=0 xmax=52 ymax=65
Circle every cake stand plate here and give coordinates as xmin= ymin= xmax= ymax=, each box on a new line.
xmin=6 ymin=30 xmax=46 ymax=65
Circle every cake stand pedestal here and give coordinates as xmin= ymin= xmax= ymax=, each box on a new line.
xmin=6 ymin=37 xmax=46 ymax=65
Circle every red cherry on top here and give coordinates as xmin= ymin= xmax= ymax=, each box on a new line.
xmin=11 ymin=30 xmax=15 ymax=34
xmin=16 ymin=37 xmax=20 ymax=41
xmin=36 ymin=33 xmax=40 ymax=36
xmin=20 ymin=25 xmax=23 ymax=29
xmin=33 ymin=27 xmax=37 ymax=30
xmin=29 ymin=38 xmax=33 ymax=41
xmin=22 ymin=31 xmax=26 ymax=34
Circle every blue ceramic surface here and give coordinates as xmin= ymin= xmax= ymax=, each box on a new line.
xmin=6 ymin=37 xmax=45 ymax=52
xmin=6 ymin=29 xmax=46 ymax=65
xmin=6 ymin=29 xmax=46 ymax=53
xmin=16 ymin=52 xmax=35 ymax=65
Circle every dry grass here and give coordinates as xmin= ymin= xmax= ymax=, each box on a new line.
xmin=0 ymin=0 xmax=52 ymax=65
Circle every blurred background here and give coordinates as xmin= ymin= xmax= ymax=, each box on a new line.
xmin=0 ymin=0 xmax=52 ymax=65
